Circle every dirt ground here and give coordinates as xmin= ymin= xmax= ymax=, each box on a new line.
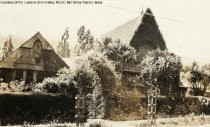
xmin=4 ymin=115 xmax=210 ymax=127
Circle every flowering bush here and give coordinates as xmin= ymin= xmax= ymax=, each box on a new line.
xmin=0 ymin=80 xmax=26 ymax=92
xmin=140 ymin=49 xmax=182 ymax=95
xmin=34 ymin=50 xmax=119 ymax=118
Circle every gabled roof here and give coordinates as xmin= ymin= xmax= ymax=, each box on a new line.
xmin=0 ymin=48 xmax=23 ymax=69
xmin=102 ymin=8 xmax=167 ymax=73
xmin=101 ymin=16 xmax=143 ymax=45
xmin=102 ymin=8 xmax=166 ymax=51
xmin=0 ymin=32 xmax=68 ymax=71
xmin=20 ymin=32 xmax=54 ymax=50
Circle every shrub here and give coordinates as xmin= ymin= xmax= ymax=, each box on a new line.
xmin=140 ymin=50 xmax=182 ymax=96
xmin=0 ymin=93 xmax=75 ymax=125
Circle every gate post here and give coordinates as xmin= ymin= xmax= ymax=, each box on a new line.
xmin=75 ymin=87 xmax=86 ymax=127
xmin=147 ymin=84 xmax=158 ymax=126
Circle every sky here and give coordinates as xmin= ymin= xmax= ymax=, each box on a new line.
xmin=0 ymin=0 xmax=210 ymax=65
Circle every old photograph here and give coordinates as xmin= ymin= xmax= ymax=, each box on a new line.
xmin=0 ymin=0 xmax=210 ymax=126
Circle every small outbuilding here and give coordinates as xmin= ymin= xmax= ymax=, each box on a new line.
xmin=0 ymin=32 xmax=68 ymax=83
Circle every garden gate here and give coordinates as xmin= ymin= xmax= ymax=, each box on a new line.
xmin=87 ymin=94 xmax=105 ymax=118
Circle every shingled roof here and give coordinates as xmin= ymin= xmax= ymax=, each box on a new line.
xmin=102 ymin=8 xmax=166 ymax=51
xmin=102 ymin=16 xmax=143 ymax=45
xmin=20 ymin=32 xmax=54 ymax=50
xmin=102 ymin=8 xmax=167 ymax=73
xmin=0 ymin=32 xmax=68 ymax=72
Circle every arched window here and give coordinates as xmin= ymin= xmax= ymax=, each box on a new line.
xmin=33 ymin=40 xmax=43 ymax=64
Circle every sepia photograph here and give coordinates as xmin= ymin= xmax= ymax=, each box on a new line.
xmin=0 ymin=0 xmax=210 ymax=126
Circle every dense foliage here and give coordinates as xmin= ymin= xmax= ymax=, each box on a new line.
xmin=34 ymin=50 xmax=118 ymax=118
xmin=0 ymin=93 xmax=75 ymax=125
xmin=130 ymin=8 xmax=166 ymax=51
xmin=57 ymin=28 xmax=70 ymax=58
xmin=102 ymin=37 xmax=137 ymax=63
xmin=140 ymin=49 xmax=182 ymax=95
xmin=101 ymin=37 xmax=137 ymax=73
xmin=2 ymin=35 xmax=14 ymax=59
xmin=75 ymin=25 xmax=96 ymax=54
xmin=181 ymin=62 xmax=210 ymax=96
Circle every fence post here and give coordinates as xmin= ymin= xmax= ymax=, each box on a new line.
xmin=147 ymin=84 xmax=157 ymax=126
xmin=75 ymin=87 xmax=86 ymax=127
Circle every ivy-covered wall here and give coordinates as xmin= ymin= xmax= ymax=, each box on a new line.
xmin=130 ymin=8 xmax=167 ymax=59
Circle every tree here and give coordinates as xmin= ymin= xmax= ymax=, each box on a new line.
xmin=2 ymin=35 xmax=14 ymax=59
xmin=75 ymin=26 xmax=95 ymax=55
xmin=188 ymin=62 xmax=210 ymax=96
xmin=93 ymin=39 xmax=103 ymax=52
xmin=84 ymin=30 xmax=94 ymax=51
xmin=140 ymin=50 xmax=182 ymax=96
xmin=102 ymin=38 xmax=137 ymax=72
xmin=34 ymin=51 xmax=118 ymax=118
xmin=77 ymin=25 xmax=85 ymax=43
xmin=57 ymin=27 xmax=70 ymax=58
xmin=102 ymin=38 xmax=137 ymax=63
xmin=102 ymin=37 xmax=112 ymax=48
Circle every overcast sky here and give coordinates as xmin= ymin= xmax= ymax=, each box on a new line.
xmin=0 ymin=0 xmax=210 ymax=65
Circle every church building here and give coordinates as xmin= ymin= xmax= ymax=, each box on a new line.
xmin=0 ymin=32 xmax=68 ymax=83
xmin=102 ymin=8 xmax=167 ymax=86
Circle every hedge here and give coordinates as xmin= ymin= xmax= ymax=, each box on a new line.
xmin=1 ymin=92 xmax=209 ymax=125
xmin=0 ymin=92 xmax=75 ymax=126
xmin=142 ymin=96 xmax=210 ymax=117
xmin=106 ymin=95 xmax=209 ymax=120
